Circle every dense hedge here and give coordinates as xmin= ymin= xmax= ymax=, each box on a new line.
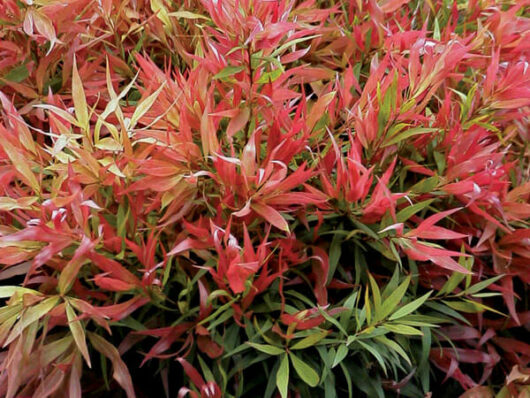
xmin=0 ymin=0 xmax=529 ymax=397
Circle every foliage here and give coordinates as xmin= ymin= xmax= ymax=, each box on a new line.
xmin=0 ymin=0 xmax=529 ymax=397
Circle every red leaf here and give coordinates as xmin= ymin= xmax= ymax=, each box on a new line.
xmin=176 ymin=358 xmax=205 ymax=389
xmin=310 ymin=246 xmax=329 ymax=305
xmin=251 ymin=202 xmax=289 ymax=233
xmin=197 ymin=336 xmax=223 ymax=359
xmin=88 ymin=333 xmax=135 ymax=398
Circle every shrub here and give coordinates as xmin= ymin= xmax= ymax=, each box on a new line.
xmin=0 ymin=0 xmax=529 ymax=397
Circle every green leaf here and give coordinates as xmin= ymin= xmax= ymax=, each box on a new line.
xmin=291 ymin=330 xmax=328 ymax=350
xmin=317 ymin=306 xmax=347 ymax=336
xmin=368 ymin=274 xmax=382 ymax=317
xmin=443 ymin=300 xmax=484 ymax=313
xmin=339 ymin=291 xmax=358 ymax=329
xmin=271 ymin=35 xmax=321 ymax=57
xmin=214 ymin=65 xmax=245 ymax=80
xmin=349 ymin=217 xmax=378 ymax=239
xmin=389 ymin=291 xmax=432 ymax=320
xmin=433 ymin=17 xmax=441 ymax=41
xmin=396 ymin=200 xmax=435 ymax=223
xmin=3 ymin=64 xmax=29 ymax=83
xmin=256 ymin=67 xmax=283 ymax=84
xmin=439 ymin=268 xmax=467 ymax=295
xmin=289 ymin=352 xmax=320 ymax=387
xmin=383 ymin=323 xmax=423 ymax=336
xmin=381 ymin=265 xmax=401 ymax=300
xmin=409 ymin=176 xmax=439 ymax=194
xmin=377 ymin=276 xmax=410 ymax=321
xmin=264 ymin=358 xmax=281 ymax=398
xmin=433 ymin=151 xmax=446 ymax=174
xmin=247 ymin=342 xmax=284 ymax=356
xmin=383 ymin=127 xmax=437 ymax=147
xmin=443 ymin=298 xmax=506 ymax=316
xmin=332 ymin=344 xmax=348 ymax=368
xmin=460 ymin=275 xmax=504 ymax=296
xmin=374 ymin=336 xmax=411 ymax=365
xmin=356 ymin=340 xmax=387 ymax=375
xmin=419 ymin=327 xmax=431 ymax=392
xmin=462 ymin=299 xmax=505 ymax=316
xmin=471 ymin=292 xmax=502 ymax=298
xmin=424 ymin=301 xmax=470 ymax=325
xmin=197 ymin=355 xmax=215 ymax=382
xmin=327 ymin=231 xmax=342 ymax=283
xmin=339 ymin=362 xmax=353 ymax=398
xmin=276 ymin=354 xmax=289 ymax=398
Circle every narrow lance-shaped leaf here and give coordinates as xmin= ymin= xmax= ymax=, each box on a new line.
xmin=356 ymin=340 xmax=387 ymax=375
xmin=332 ymin=344 xmax=349 ymax=368
xmin=383 ymin=323 xmax=423 ymax=336
xmin=368 ymin=273 xmax=382 ymax=316
xmin=389 ymin=291 xmax=432 ymax=320
xmin=251 ymin=202 xmax=290 ymax=233
xmin=291 ymin=330 xmax=328 ymax=350
xmin=129 ymin=83 xmax=166 ymax=129
xmin=0 ymin=286 xmax=42 ymax=298
xmin=376 ymin=276 xmax=410 ymax=321
xmin=289 ymin=352 xmax=320 ymax=387
xmin=4 ymin=296 xmax=60 ymax=346
xmin=460 ymin=275 xmax=504 ymax=296
xmin=88 ymin=333 xmax=135 ymax=398
xmin=0 ymin=139 xmax=40 ymax=194
xmin=66 ymin=301 xmax=91 ymax=367
xmin=247 ymin=342 xmax=284 ymax=356
xmin=72 ymin=57 xmax=89 ymax=131
xmin=58 ymin=257 xmax=87 ymax=295
xmin=276 ymin=354 xmax=289 ymax=398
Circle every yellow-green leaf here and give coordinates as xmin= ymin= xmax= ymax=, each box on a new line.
xmin=289 ymin=352 xmax=320 ymax=387
xmin=247 ymin=342 xmax=284 ymax=356
xmin=66 ymin=301 xmax=91 ymax=367
xmin=0 ymin=139 xmax=40 ymax=194
xmin=168 ymin=11 xmax=210 ymax=20
xmin=4 ymin=296 xmax=59 ymax=346
xmin=332 ymin=344 xmax=348 ymax=368
xmin=213 ymin=65 xmax=245 ymax=80
xmin=58 ymin=257 xmax=87 ymax=295
xmin=291 ymin=330 xmax=328 ymax=350
xmin=389 ymin=291 xmax=432 ymax=320
xmin=0 ymin=197 xmax=38 ymax=211
xmin=276 ymin=354 xmax=289 ymax=398
xmin=129 ymin=83 xmax=166 ymax=129
xmin=150 ymin=0 xmax=171 ymax=29
xmin=95 ymin=137 xmax=123 ymax=152
xmin=383 ymin=127 xmax=438 ymax=147
xmin=72 ymin=58 xmax=89 ymax=131
xmin=376 ymin=276 xmax=410 ymax=321
xmin=383 ymin=323 xmax=423 ymax=336
xmin=0 ymin=286 xmax=42 ymax=299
